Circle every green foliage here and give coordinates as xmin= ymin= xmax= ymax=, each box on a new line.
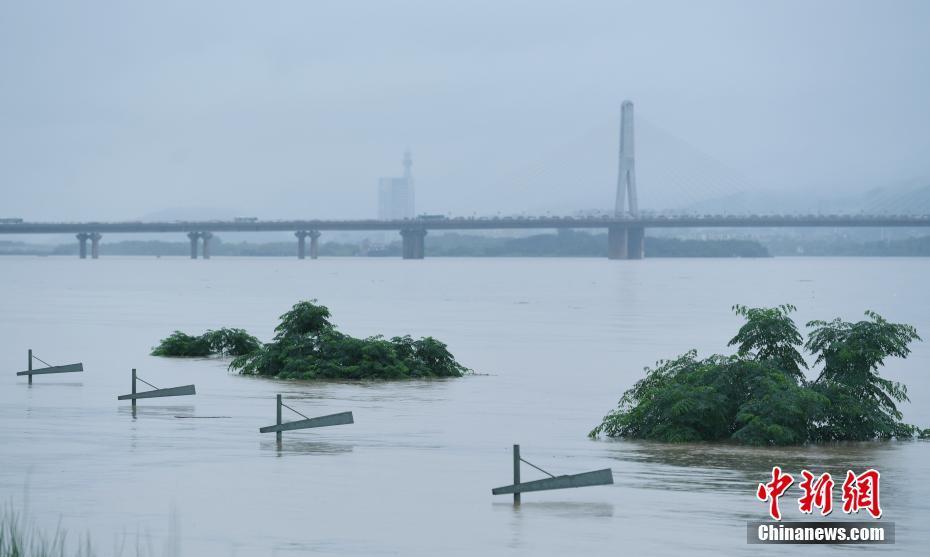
xmin=729 ymin=304 xmax=807 ymax=380
xmin=151 ymin=300 xmax=469 ymax=380
xmin=151 ymin=328 xmax=260 ymax=357
xmin=202 ymin=328 xmax=263 ymax=357
xmin=273 ymin=301 xmax=334 ymax=339
xmin=151 ymin=331 xmax=213 ymax=357
xmin=591 ymin=305 xmax=921 ymax=445
xmin=805 ymin=311 xmax=921 ymax=441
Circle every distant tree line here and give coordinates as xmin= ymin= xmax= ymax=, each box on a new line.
xmin=765 ymin=234 xmax=930 ymax=256
xmin=4 ymin=231 xmax=772 ymax=258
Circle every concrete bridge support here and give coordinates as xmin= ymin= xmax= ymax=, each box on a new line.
xmin=295 ymin=230 xmax=321 ymax=259
xmin=607 ymin=225 xmax=645 ymax=259
xmin=627 ymin=226 xmax=644 ymax=259
xmin=309 ymin=230 xmax=321 ymax=259
xmin=607 ymin=226 xmax=628 ymax=260
xmin=400 ymin=228 xmax=427 ymax=259
xmin=201 ymin=232 xmax=213 ymax=259
xmin=89 ymin=232 xmax=102 ymax=259
xmin=295 ymin=230 xmax=308 ymax=259
xmin=187 ymin=232 xmax=200 ymax=259
xmin=76 ymin=232 xmax=90 ymax=259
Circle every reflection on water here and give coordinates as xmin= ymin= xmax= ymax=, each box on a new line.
xmin=1 ymin=256 xmax=929 ymax=556
xmin=260 ymin=439 xmax=355 ymax=456
xmin=606 ymin=439 xmax=914 ymax=494
xmin=118 ymin=405 xmax=196 ymax=418
xmin=494 ymin=501 xmax=615 ymax=518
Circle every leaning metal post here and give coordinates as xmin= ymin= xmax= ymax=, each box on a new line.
xmin=513 ymin=444 xmax=521 ymax=505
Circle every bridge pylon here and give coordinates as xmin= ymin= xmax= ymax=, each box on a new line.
xmin=614 ymin=100 xmax=638 ymax=218
xmin=608 ymin=101 xmax=644 ymax=260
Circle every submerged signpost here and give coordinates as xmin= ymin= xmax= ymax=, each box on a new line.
xmin=16 ymin=349 xmax=84 ymax=384
xmin=492 ymin=444 xmax=614 ymax=504
xmin=117 ymin=368 xmax=196 ymax=407
xmin=259 ymin=394 xmax=354 ymax=442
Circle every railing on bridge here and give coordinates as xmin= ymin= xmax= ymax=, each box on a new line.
xmin=1 ymin=213 xmax=928 ymax=261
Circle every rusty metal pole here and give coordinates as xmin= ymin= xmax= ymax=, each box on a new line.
xmin=27 ymin=349 xmax=32 ymax=385
xmin=513 ymin=444 xmax=521 ymax=505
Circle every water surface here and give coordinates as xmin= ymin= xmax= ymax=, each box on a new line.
xmin=1 ymin=256 xmax=927 ymax=555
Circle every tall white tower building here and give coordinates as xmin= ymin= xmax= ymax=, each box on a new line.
xmin=378 ymin=150 xmax=415 ymax=219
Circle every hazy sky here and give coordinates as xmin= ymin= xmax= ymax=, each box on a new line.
xmin=2 ymin=0 xmax=929 ymax=221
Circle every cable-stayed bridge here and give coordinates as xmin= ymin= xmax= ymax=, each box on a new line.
xmin=2 ymin=101 xmax=929 ymax=259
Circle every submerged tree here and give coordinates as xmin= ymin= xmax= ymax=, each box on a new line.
xmin=154 ymin=300 xmax=470 ymax=381
xmin=151 ymin=328 xmax=261 ymax=357
xmin=806 ymin=311 xmax=921 ymax=441
xmin=590 ymin=305 xmax=921 ymax=445
xmin=728 ymin=304 xmax=807 ymax=381
xmin=151 ymin=331 xmax=214 ymax=357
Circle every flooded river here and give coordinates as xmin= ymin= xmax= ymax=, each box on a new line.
xmin=1 ymin=256 xmax=927 ymax=555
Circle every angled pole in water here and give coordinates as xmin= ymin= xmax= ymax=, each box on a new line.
xmin=117 ymin=370 xmax=195 ymax=403
xmin=17 ymin=351 xmax=83 ymax=382
xmin=259 ymin=395 xmax=354 ymax=439
xmin=492 ymin=445 xmax=614 ymax=501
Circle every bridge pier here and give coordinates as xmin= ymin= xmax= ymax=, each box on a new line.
xmin=89 ymin=232 xmax=102 ymax=259
xmin=607 ymin=225 xmax=645 ymax=259
xmin=627 ymin=226 xmax=644 ymax=259
xmin=309 ymin=230 xmax=321 ymax=259
xmin=187 ymin=232 xmax=200 ymax=259
xmin=400 ymin=228 xmax=427 ymax=259
xmin=201 ymin=232 xmax=213 ymax=259
xmin=76 ymin=232 xmax=90 ymax=259
xmin=295 ymin=230 xmax=308 ymax=259
xmin=607 ymin=226 xmax=628 ymax=259
xmin=295 ymin=230 xmax=321 ymax=259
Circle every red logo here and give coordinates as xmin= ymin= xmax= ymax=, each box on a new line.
xmin=798 ymin=470 xmax=834 ymax=516
xmin=841 ymin=469 xmax=882 ymax=519
xmin=756 ymin=466 xmax=794 ymax=520
xmin=758 ymin=467 xmax=881 ymax=520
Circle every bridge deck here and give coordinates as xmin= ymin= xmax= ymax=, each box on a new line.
xmin=2 ymin=215 xmax=929 ymax=234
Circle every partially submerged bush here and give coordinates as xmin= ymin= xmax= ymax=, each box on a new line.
xmin=229 ymin=301 xmax=469 ymax=380
xmin=151 ymin=328 xmax=260 ymax=357
xmin=590 ymin=305 xmax=922 ymax=445
xmin=153 ymin=301 xmax=470 ymax=380
xmin=151 ymin=331 xmax=213 ymax=357
xmin=203 ymin=328 xmax=262 ymax=356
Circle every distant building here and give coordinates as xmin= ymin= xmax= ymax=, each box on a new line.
xmin=378 ymin=151 xmax=415 ymax=220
